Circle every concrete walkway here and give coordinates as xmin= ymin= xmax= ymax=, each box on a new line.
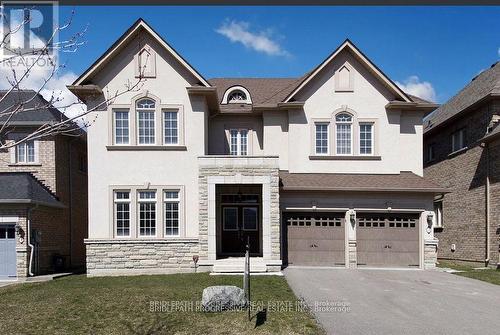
xmin=285 ymin=267 xmax=500 ymax=335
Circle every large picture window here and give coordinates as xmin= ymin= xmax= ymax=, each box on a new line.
xmin=164 ymin=190 xmax=180 ymax=236
xmin=138 ymin=190 xmax=156 ymax=236
xmin=336 ymin=113 xmax=352 ymax=155
xmin=137 ymin=98 xmax=156 ymax=144
xmin=114 ymin=191 xmax=130 ymax=237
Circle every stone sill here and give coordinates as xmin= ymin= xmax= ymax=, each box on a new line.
xmin=85 ymin=238 xmax=199 ymax=244
xmin=309 ymin=155 xmax=381 ymax=161
xmin=8 ymin=163 xmax=42 ymax=167
xmin=106 ymin=145 xmax=187 ymax=151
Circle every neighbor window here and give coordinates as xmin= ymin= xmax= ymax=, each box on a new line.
xmin=359 ymin=123 xmax=373 ymax=155
xmin=315 ymin=123 xmax=329 ymax=154
xmin=114 ymin=109 xmax=130 ymax=144
xmin=138 ymin=191 xmax=156 ymax=236
xmin=164 ymin=190 xmax=180 ymax=236
xmin=336 ymin=113 xmax=352 ymax=155
xmin=15 ymin=140 xmax=35 ymax=163
xmin=114 ymin=191 xmax=130 ymax=237
xmin=451 ymin=128 xmax=466 ymax=152
xmin=229 ymin=129 xmax=248 ymax=156
xmin=137 ymin=99 xmax=156 ymax=144
xmin=163 ymin=110 xmax=178 ymax=144
xmin=427 ymin=144 xmax=435 ymax=162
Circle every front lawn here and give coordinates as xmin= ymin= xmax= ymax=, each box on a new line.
xmin=438 ymin=260 xmax=500 ymax=286
xmin=0 ymin=273 xmax=322 ymax=335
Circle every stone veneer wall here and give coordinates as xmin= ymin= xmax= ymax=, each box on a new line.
xmin=198 ymin=157 xmax=281 ymax=264
xmin=424 ymin=240 xmax=438 ymax=269
xmin=86 ymin=239 xmax=199 ymax=276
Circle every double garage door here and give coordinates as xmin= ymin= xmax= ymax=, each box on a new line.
xmin=285 ymin=212 xmax=419 ymax=268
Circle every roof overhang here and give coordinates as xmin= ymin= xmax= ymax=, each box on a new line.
xmin=386 ymin=101 xmax=439 ymax=115
xmin=280 ymin=186 xmax=449 ymax=194
xmin=0 ymin=199 xmax=65 ymax=209
xmin=67 ymin=84 xmax=103 ymax=101
xmin=284 ymin=39 xmax=412 ymax=103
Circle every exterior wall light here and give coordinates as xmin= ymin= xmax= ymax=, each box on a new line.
xmin=15 ymin=224 xmax=24 ymax=243
xmin=349 ymin=212 xmax=356 ymax=226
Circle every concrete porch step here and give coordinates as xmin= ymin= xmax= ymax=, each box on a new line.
xmin=212 ymin=258 xmax=268 ymax=273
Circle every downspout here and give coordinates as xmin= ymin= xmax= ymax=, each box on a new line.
xmin=27 ymin=204 xmax=39 ymax=276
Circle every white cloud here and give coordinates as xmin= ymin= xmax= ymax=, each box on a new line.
xmin=498 ymin=47 xmax=500 ymax=57
xmin=216 ymin=20 xmax=290 ymax=57
xmin=396 ymin=76 xmax=436 ymax=102
xmin=0 ymin=57 xmax=86 ymax=123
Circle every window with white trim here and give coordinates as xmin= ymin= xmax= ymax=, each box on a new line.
xmin=315 ymin=123 xmax=329 ymax=154
xmin=336 ymin=113 xmax=352 ymax=155
xmin=163 ymin=110 xmax=178 ymax=145
xmin=114 ymin=191 xmax=130 ymax=237
xmin=138 ymin=190 xmax=156 ymax=236
xmin=164 ymin=190 xmax=180 ymax=236
xmin=359 ymin=123 xmax=373 ymax=155
xmin=137 ymin=99 xmax=156 ymax=144
xmin=228 ymin=90 xmax=247 ymax=103
xmin=16 ymin=140 xmax=35 ymax=163
xmin=229 ymin=129 xmax=248 ymax=156
xmin=114 ymin=109 xmax=130 ymax=144
xmin=451 ymin=128 xmax=466 ymax=152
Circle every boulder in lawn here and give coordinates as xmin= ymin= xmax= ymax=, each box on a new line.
xmin=201 ymin=285 xmax=247 ymax=312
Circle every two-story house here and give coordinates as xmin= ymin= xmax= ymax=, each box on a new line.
xmin=0 ymin=90 xmax=87 ymax=280
xmin=424 ymin=61 xmax=500 ymax=267
xmin=69 ymin=19 xmax=445 ymax=276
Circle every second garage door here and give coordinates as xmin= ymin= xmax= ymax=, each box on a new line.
xmin=285 ymin=212 xmax=345 ymax=266
xmin=357 ymin=214 xmax=420 ymax=268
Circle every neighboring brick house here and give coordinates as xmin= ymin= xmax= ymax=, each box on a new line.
xmin=423 ymin=61 xmax=500 ymax=267
xmin=0 ymin=90 xmax=87 ymax=280
xmin=69 ymin=19 xmax=445 ymax=276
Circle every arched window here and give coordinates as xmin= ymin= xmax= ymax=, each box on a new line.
xmin=136 ymin=98 xmax=156 ymax=144
xmin=228 ymin=90 xmax=247 ymax=103
xmin=335 ymin=113 xmax=353 ymax=155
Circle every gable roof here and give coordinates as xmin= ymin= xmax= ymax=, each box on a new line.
xmin=424 ymin=61 xmax=500 ymax=134
xmin=0 ymin=90 xmax=68 ymax=125
xmin=72 ymin=18 xmax=210 ymax=87
xmin=0 ymin=172 xmax=63 ymax=208
xmin=209 ymin=77 xmax=303 ymax=105
xmin=284 ymin=39 xmax=412 ymax=103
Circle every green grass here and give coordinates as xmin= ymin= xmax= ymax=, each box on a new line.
xmin=0 ymin=273 xmax=322 ymax=335
xmin=438 ymin=260 xmax=500 ymax=286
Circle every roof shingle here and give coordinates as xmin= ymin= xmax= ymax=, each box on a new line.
xmin=0 ymin=172 xmax=63 ymax=207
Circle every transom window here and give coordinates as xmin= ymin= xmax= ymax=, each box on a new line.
xmin=163 ymin=110 xmax=178 ymax=145
xmin=114 ymin=109 xmax=129 ymax=144
xmin=229 ymin=129 xmax=248 ymax=156
xmin=137 ymin=98 xmax=156 ymax=145
xmin=228 ymin=90 xmax=247 ymax=103
xmin=336 ymin=113 xmax=352 ymax=155
xmin=114 ymin=191 xmax=130 ymax=237
xmin=359 ymin=123 xmax=373 ymax=155
xmin=138 ymin=191 xmax=156 ymax=236
xmin=164 ymin=190 xmax=180 ymax=236
xmin=315 ymin=123 xmax=329 ymax=154
xmin=451 ymin=128 xmax=466 ymax=152
xmin=15 ymin=140 xmax=35 ymax=163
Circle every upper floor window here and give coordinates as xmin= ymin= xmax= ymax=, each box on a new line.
xmin=137 ymin=99 xmax=156 ymax=145
xmin=451 ymin=128 xmax=466 ymax=152
xmin=229 ymin=129 xmax=248 ymax=156
xmin=315 ymin=123 xmax=329 ymax=154
xmin=222 ymin=86 xmax=252 ymax=104
xmin=163 ymin=110 xmax=178 ymax=145
xmin=228 ymin=90 xmax=247 ymax=103
xmin=359 ymin=123 xmax=373 ymax=155
xmin=335 ymin=113 xmax=353 ymax=155
xmin=427 ymin=144 xmax=435 ymax=162
xmin=16 ymin=140 xmax=35 ymax=163
xmin=114 ymin=109 xmax=129 ymax=145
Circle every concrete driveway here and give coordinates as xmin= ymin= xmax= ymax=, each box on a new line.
xmin=284 ymin=268 xmax=500 ymax=335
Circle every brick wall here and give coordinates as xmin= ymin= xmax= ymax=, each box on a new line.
xmin=424 ymin=100 xmax=500 ymax=265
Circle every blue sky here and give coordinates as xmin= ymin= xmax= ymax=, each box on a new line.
xmin=58 ymin=6 xmax=500 ymax=104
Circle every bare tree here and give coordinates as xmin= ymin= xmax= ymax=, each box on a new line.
xmin=0 ymin=8 xmax=147 ymax=150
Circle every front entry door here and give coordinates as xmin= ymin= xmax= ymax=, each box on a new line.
xmin=221 ymin=205 xmax=260 ymax=256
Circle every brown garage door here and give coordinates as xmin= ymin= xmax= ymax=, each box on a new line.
xmin=357 ymin=214 xmax=420 ymax=268
xmin=285 ymin=212 xmax=345 ymax=266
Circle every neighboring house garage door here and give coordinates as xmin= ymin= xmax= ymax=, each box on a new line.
xmin=0 ymin=225 xmax=17 ymax=279
xmin=285 ymin=212 xmax=345 ymax=266
xmin=357 ymin=214 xmax=419 ymax=268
